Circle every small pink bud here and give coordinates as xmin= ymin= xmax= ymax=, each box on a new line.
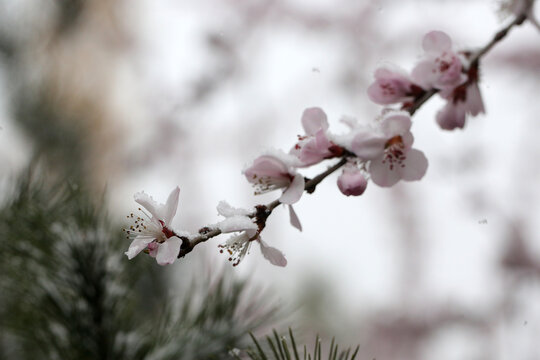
xmin=337 ymin=168 xmax=367 ymax=196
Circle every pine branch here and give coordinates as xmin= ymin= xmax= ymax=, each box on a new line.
xmin=245 ymin=329 xmax=359 ymax=360
xmin=0 ymin=168 xmax=274 ymax=359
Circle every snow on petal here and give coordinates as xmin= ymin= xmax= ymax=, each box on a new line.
xmin=217 ymin=200 xmax=251 ymax=217
xmin=302 ymin=107 xmax=329 ymax=136
xmin=156 ymin=237 xmax=182 ymax=265
xmin=288 ymin=205 xmax=302 ymax=231
xmin=279 ymin=174 xmax=304 ymax=205
xmin=217 ymin=216 xmax=258 ymax=233
xmin=258 ymin=238 xmax=287 ymax=267
xmin=350 ymin=132 xmax=386 ymax=160
xmin=134 ymin=191 xmax=161 ymax=220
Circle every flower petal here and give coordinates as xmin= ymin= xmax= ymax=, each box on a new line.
xmin=436 ymin=101 xmax=466 ymax=130
xmin=125 ymin=236 xmax=154 ymax=260
xmin=162 ymin=186 xmax=180 ymax=226
xmin=301 ymin=107 xmax=329 ymax=136
xmin=244 ymin=155 xmax=289 ymax=181
xmin=411 ymin=60 xmax=438 ymax=90
xmin=367 ymin=67 xmax=414 ymax=105
xmin=156 ymin=237 xmax=182 ymax=265
xmin=258 ymin=238 xmax=287 ymax=267
xmin=279 ymin=174 xmax=304 ymax=205
xmin=288 ymin=205 xmax=302 ymax=231
xmin=381 ymin=113 xmax=412 ymax=136
xmin=147 ymin=242 xmax=159 ymax=258
xmin=466 ymin=82 xmax=485 ymax=116
xmin=369 ymin=157 xmax=402 ymax=187
xmin=402 ymin=131 xmax=414 ymax=150
xmin=298 ymin=130 xmax=333 ymax=166
xmin=422 ymin=31 xmax=452 ymax=53
xmin=134 ymin=191 xmax=160 ymax=220
xmin=400 ymin=149 xmax=429 ymax=182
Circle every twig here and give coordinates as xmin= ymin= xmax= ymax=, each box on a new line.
xmin=469 ymin=13 xmax=527 ymax=68
xmin=177 ymin=10 xmax=531 ymax=260
xmin=178 ymin=157 xmax=350 ymax=258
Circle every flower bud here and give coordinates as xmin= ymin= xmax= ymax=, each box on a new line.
xmin=337 ymin=168 xmax=367 ymax=196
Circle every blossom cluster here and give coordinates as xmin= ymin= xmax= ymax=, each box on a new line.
xmin=123 ymin=30 xmax=486 ymax=267
xmin=368 ymin=31 xmax=485 ymax=130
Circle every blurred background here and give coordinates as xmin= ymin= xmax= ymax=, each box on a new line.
xmin=1 ymin=0 xmax=540 ymax=359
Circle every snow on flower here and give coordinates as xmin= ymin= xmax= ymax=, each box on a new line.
xmin=124 ymin=186 xmax=188 ymax=265
xmin=215 ymin=201 xmax=289 ymax=267
xmin=367 ymin=66 xmax=423 ymax=105
xmin=337 ymin=165 xmax=368 ymax=196
xmin=218 ymin=229 xmax=287 ymax=267
xmin=350 ymin=111 xmax=428 ymax=187
xmin=411 ymin=31 xmax=466 ymax=91
xmin=214 ymin=201 xmax=257 ymax=233
xmin=244 ymin=152 xmax=305 ymax=204
xmin=290 ymin=107 xmax=343 ymax=167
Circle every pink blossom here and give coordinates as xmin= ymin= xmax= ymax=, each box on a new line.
xmin=218 ymin=229 xmax=287 ymax=267
xmin=436 ymin=81 xmax=485 ymax=130
xmin=350 ymin=112 xmax=428 ymax=187
xmin=367 ymin=66 xmax=423 ymax=105
xmin=124 ymin=187 xmax=188 ymax=265
xmin=244 ymin=154 xmax=305 ymax=204
xmin=337 ymin=166 xmax=368 ymax=196
xmin=215 ymin=201 xmax=293 ymax=266
xmin=291 ymin=108 xmax=343 ymax=167
xmin=411 ymin=31 xmax=466 ymax=91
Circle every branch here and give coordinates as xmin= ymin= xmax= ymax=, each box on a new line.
xmin=469 ymin=13 xmax=527 ymax=68
xmin=177 ymin=9 xmax=531 ymax=261
xmin=178 ymin=157 xmax=349 ymax=258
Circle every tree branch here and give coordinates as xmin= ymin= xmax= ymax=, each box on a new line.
xmin=177 ymin=9 xmax=532 ymax=260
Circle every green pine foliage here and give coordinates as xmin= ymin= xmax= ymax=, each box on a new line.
xmin=242 ymin=329 xmax=359 ymax=360
xmin=0 ymin=169 xmax=273 ymax=359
